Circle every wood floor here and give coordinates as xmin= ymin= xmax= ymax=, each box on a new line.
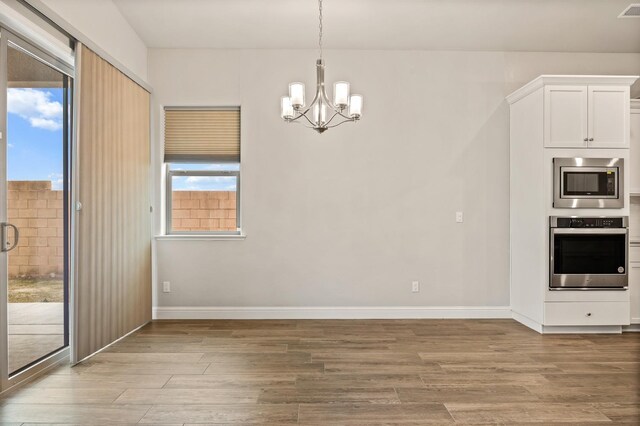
xmin=1 ymin=319 xmax=639 ymax=424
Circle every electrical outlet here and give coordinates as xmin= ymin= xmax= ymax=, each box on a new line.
xmin=412 ymin=281 xmax=420 ymax=293
xmin=456 ymin=211 xmax=464 ymax=223
xmin=162 ymin=281 xmax=171 ymax=293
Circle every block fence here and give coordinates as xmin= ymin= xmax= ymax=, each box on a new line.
xmin=7 ymin=181 xmax=63 ymax=278
xmin=171 ymin=190 xmax=237 ymax=232
xmin=5 ymin=184 xmax=237 ymax=276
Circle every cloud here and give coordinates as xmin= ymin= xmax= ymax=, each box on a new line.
xmin=7 ymin=88 xmax=63 ymax=131
xmin=49 ymin=172 xmax=63 ymax=190
xmin=174 ymin=175 xmax=237 ymax=191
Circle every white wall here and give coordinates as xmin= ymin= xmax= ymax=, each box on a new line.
xmin=149 ymin=49 xmax=640 ymax=315
xmin=36 ymin=0 xmax=148 ymax=82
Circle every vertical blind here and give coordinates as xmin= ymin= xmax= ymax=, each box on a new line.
xmin=74 ymin=44 xmax=151 ymax=362
xmin=164 ymin=108 xmax=240 ymax=162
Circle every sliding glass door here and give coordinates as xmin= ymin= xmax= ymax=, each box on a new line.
xmin=0 ymin=28 xmax=72 ymax=388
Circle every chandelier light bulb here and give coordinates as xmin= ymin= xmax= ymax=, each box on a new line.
xmin=281 ymin=96 xmax=294 ymax=119
xmin=314 ymin=102 xmax=327 ymax=124
xmin=349 ymin=95 xmax=363 ymax=118
xmin=289 ymin=82 xmax=305 ymax=108
xmin=333 ymin=81 xmax=350 ymax=108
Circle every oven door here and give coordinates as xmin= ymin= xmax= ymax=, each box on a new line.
xmin=550 ymin=228 xmax=628 ymax=289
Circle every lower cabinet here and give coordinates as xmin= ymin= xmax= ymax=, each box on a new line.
xmin=630 ymin=263 xmax=640 ymax=325
xmin=544 ymin=301 xmax=630 ymax=326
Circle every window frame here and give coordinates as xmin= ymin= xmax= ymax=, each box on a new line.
xmin=166 ymin=168 xmax=241 ymax=235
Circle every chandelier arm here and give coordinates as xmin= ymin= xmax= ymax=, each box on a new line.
xmin=332 ymin=109 xmax=353 ymax=121
xmin=323 ymin=109 xmax=345 ymax=127
xmin=325 ymin=117 xmax=356 ymax=129
xmin=292 ymin=111 xmax=318 ymax=127
xmin=288 ymin=119 xmax=318 ymax=130
xmin=287 ymin=112 xmax=308 ymax=123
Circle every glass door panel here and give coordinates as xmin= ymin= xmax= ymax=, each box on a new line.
xmin=5 ymin=43 xmax=69 ymax=375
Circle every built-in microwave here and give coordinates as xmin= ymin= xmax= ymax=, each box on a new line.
xmin=553 ymin=158 xmax=623 ymax=209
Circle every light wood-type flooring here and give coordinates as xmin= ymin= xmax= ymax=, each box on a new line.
xmin=1 ymin=319 xmax=639 ymax=424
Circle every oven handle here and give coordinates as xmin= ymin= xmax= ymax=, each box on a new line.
xmin=551 ymin=228 xmax=628 ymax=235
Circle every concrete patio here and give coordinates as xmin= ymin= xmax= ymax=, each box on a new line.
xmin=8 ymin=303 xmax=64 ymax=374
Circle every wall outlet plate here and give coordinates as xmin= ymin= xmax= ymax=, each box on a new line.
xmin=162 ymin=281 xmax=171 ymax=293
xmin=412 ymin=281 xmax=420 ymax=292
xmin=456 ymin=211 xmax=464 ymax=223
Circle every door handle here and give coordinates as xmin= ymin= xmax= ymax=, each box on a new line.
xmin=1 ymin=222 xmax=19 ymax=252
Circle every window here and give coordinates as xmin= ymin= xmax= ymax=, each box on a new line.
xmin=164 ymin=108 xmax=241 ymax=234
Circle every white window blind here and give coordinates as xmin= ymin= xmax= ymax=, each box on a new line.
xmin=164 ymin=108 xmax=240 ymax=163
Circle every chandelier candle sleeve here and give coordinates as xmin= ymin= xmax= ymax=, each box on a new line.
xmin=281 ymin=96 xmax=294 ymax=119
xmin=334 ymin=81 xmax=350 ymax=107
xmin=349 ymin=95 xmax=363 ymax=118
xmin=289 ymin=83 xmax=305 ymax=108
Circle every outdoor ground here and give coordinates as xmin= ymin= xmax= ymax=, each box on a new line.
xmin=8 ymin=278 xmax=63 ymax=303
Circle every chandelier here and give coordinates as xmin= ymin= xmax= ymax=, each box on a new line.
xmin=280 ymin=0 xmax=363 ymax=134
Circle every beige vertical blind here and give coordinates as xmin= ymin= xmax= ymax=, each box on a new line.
xmin=75 ymin=44 xmax=151 ymax=362
xmin=164 ymin=108 xmax=240 ymax=162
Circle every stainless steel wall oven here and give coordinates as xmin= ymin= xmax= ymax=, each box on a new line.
xmin=550 ymin=217 xmax=628 ymax=290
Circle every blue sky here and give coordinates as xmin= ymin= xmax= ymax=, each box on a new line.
xmin=7 ymin=87 xmax=237 ymax=192
xmin=7 ymin=88 xmax=64 ymax=190
xmin=170 ymin=163 xmax=238 ymax=191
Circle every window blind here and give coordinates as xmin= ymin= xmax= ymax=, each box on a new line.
xmin=164 ymin=108 xmax=240 ymax=163
xmin=75 ymin=44 xmax=151 ymax=362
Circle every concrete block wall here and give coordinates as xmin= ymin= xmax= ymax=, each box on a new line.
xmin=171 ymin=191 xmax=237 ymax=232
xmin=7 ymin=181 xmax=63 ymax=278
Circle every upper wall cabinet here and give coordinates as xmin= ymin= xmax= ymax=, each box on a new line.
xmin=544 ymin=85 xmax=630 ymax=148
xmin=630 ymin=100 xmax=640 ymax=194
xmin=544 ymin=85 xmax=587 ymax=148
xmin=507 ymin=75 xmax=638 ymax=150
xmin=588 ymin=86 xmax=630 ymax=148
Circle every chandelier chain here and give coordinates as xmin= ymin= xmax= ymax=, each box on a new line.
xmin=318 ymin=0 xmax=323 ymax=59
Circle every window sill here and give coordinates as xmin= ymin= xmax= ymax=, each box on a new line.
xmin=155 ymin=234 xmax=246 ymax=241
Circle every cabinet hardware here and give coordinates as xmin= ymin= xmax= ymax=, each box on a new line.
xmin=586 ymin=312 xmax=592 ymax=317
xmin=588 ymin=138 xmax=594 ymax=142
xmin=583 ymin=138 xmax=588 ymax=142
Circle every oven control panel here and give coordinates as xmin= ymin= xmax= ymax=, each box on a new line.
xmin=554 ymin=217 xmax=626 ymax=228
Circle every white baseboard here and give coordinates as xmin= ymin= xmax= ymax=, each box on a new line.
xmin=623 ymin=323 xmax=640 ymax=332
xmin=511 ymin=311 xmax=543 ymax=333
xmin=152 ymin=305 xmax=512 ymax=320
xmin=541 ymin=325 xmax=622 ymax=334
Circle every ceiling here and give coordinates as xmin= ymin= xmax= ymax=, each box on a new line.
xmin=112 ymin=0 xmax=640 ymax=53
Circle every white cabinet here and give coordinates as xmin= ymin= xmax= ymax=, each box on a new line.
xmin=544 ymin=84 xmax=630 ymax=148
xmin=630 ymin=262 xmax=640 ymax=325
xmin=507 ymin=75 xmax=639 ymax=334
xmin=544 ymin=86 xmax=587 ymax=148
xmin=630 ymin=101 xmax=640 ymax=194
xmin=544 ymin=301 xmax=630 ymax=326
xmin=588 ymin=86 xmax=630 ymax=148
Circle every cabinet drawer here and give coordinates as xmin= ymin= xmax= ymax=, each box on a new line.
xmin=544 ymin=301 xmax=629 ymax=326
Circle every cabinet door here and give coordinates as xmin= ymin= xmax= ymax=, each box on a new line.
xmin=544 ymin=85 xmax=588 ymax=148
xmin=588 ymin=85 xmax=630 ymax=148
xmin=630 ymin=263 xmax=640 ymax=325
xmin=630 ymin=110 xmax=640 ymax=193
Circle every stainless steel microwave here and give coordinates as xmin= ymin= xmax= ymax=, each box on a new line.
xmin=553 ymin=158 xmax=624 ymax=209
